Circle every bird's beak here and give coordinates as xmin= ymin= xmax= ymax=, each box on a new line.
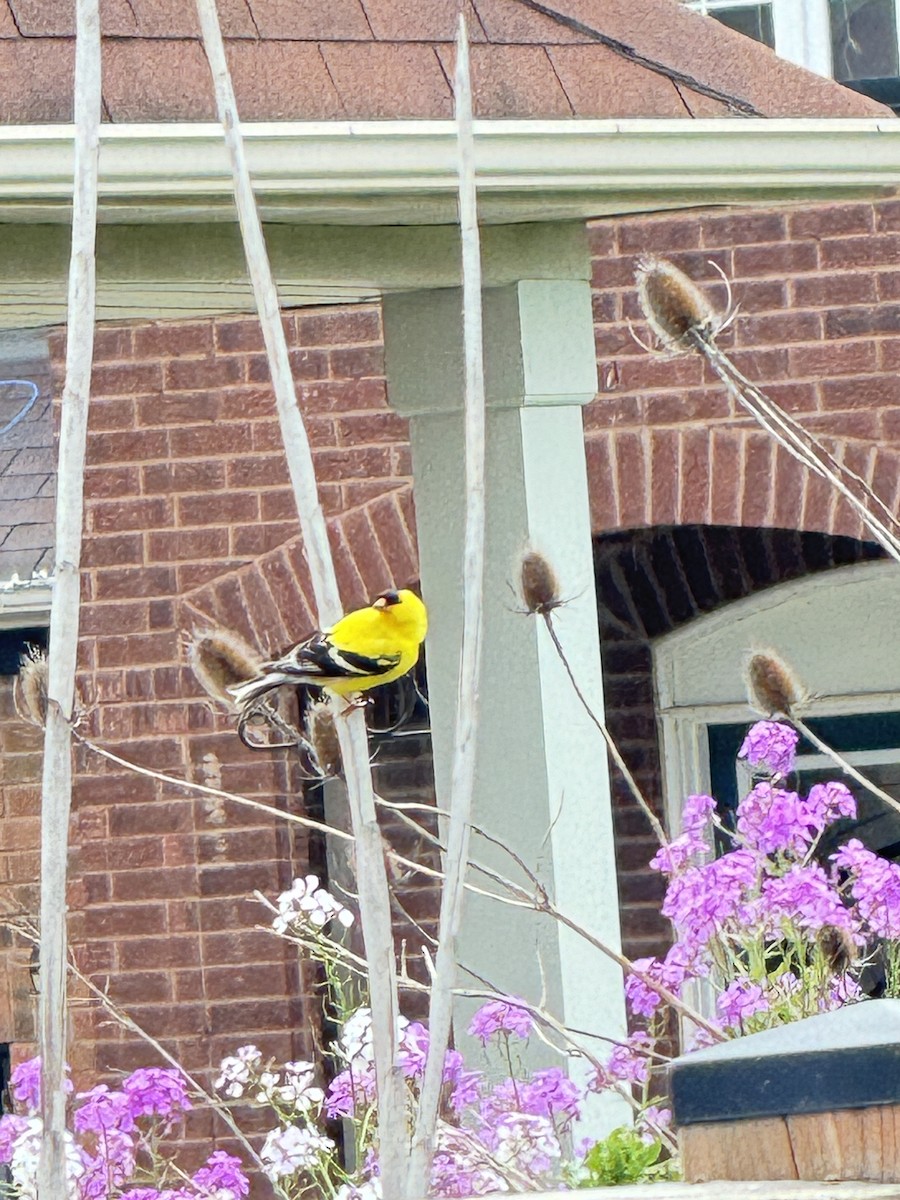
xmin=373 ymin=596 xmax=387 ymax=609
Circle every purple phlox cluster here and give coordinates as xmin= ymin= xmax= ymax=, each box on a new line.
xmin=214 ymin=1045 xmax=262 ymax=1100
xmin=468 ymin=998 xmax=534 ymax=1043
xmin=824 ymin=973 xmax=863 ymax=1010
xmin=833 ymin=839 xmax=900 ymax=939
xmin=761 ymin=862 xmax=857 ymax=937
xmin=272 ymin=874 xmax=354 ymax=935
xmin=74 ymin=1085 xmax=136 ymax=1136
xmin=737 ymin=783 xmax=819 ymax=856
xmin=397 ymin=1021 xmax=430 ymax=1078
xmin=592 ymin=1032 xmax=653 ymax=1091
xmin=0 ymin=1114 xmax=29 ymax=1163
xmin=259 ymin=1123 xmax=335 ymax=1181
xmin=122 ymin=1068 xmax=192 ymax=1123
xmin=3 ymin=1117 xmax=85 ymax=1197
xmin=663 ymin=849 xmax=760 ymax=951
xmin=651 ymin=795 xmax=716 ymax=875
xmin=624 ymin=940 xmax=704 ymax=1019
xmin=739 ymin=721 xmax=799 ymax=777
xmin=324 ymin=1064 xmax=375 ymax=1119
xmin=430 ymin=1124 xmax=506 ymax=1198
xmin=807 ymin=781 xmax=856 ymax=826
xmin=638 ymin=1105 xmax=672 ymax=1144
xmin=517 ymin=1068 xmax=581 ymax=1125
xmin=9 ymin=1056 xmax=73 ymax=1114
xmin=79 ymin=1133 xmax=137 ymax=1200
xmin=716 ymin=978 xmax=770 ymax=1029
xmin=191 ymin=1150 xmax=250 ymax=1198
xmin=488 ymin=1111 xmax=561 ymax=1178
xmin=442 ymin=1050 xmax=483 ymax=1113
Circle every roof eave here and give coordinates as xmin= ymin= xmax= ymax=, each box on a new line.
xmin=1 ymin=117 xmax=899 ymax=225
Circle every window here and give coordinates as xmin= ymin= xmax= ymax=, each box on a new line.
xmin=685 ymin=0 xmax=900 ymax=101
xmin=654 ymin=561 xmax=900 ymax=848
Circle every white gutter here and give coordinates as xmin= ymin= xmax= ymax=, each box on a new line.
xmin=0 ymin=118 xmax=899 ymax=224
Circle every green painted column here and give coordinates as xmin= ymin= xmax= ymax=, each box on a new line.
xmin=383 ymin=231 xmax=629 ymax=1133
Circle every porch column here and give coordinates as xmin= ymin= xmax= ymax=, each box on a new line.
xmin=383 ymin=243 xmax=629 ymax=1131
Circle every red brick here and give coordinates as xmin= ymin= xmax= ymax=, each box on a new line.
xmin=368 ymin=492 xmax=419 ymax=586
xmin=617 ymin=217 xmax=700 ymax=254
xmin=87 ymin=429 xmax=169 ymax=465
xmin=93 ymin=566 xmax=175 ymax=601
xmin=701 ymin=210 xmax=786 ymax=247
xmin=142 ymin=461 xmax=227 ymax=495
xmin=708 ymin=429 xmax=741 ymax=526
xmin=762 ymin=380 xmax=819 ymax=414
xmin=679 ymin=428 xmax=710 ymax=524
xmin=148 ymin=529 xmax=230 ymax=562
xmin=789 ymin=340 xmax=877 ymax=378
xmin=96 ymin=632 xmax=177 ymax=669
xmin=875 ymin=199 xmax=900 ymax=232
xmin=177 ymin=493 xmax=260 ymax=527
xmin=261 ymin=550 xmax=308 ymax=627
xmin=329 ymin=344 xmax=385 ymax=379
xmin=246 ymin=348 xmax=329 ymax=384
xmin=87 ymin=397 xmax=137 ymax=431
xmin=87 ymin=903 xmax=169 ymax=937
xmin=92 ymin=326 xmax=135 ymax=361
xmin=880 ymin=338 xmax=900 ymax=372
xmin=313 ymin=447 xmax=392 ymax=483
xmin=225 ymin=455 xmax=289 ymax=490
xmin=335 ymin=411 xmax=409 ymax=445
xmin=110 ymin=971 xmax=173 ymax=1005
xmin=586 ymin=435 xmax=618 ymax=532
xmin=341 ymin=507 xmax=394 ymax=596
xmin=136 ymin=393 xmax=219 ymax=426
xmin=583 ymin=392 xmax=641 ymax=429
xmin=820 ymin=374 xmax=900 ymax=411
xmin=81 ymin=602 xmax=149 ymax=637
xmin=643 ymin=387 xmax=731 ymax=426
xmin=231 ymin=521 xmax=296 ymax=557
xmin=133 ymin=322 xmax=214 ymax=359
xmin=296 ymin=307 xmax=381 ymax=347
xmin=91 ymin=497 xmax=173 ymax=534
xmin=301 ymin=378 xmax=388 ymax=413
xmin=819 ymin=234 xmax=900 ymax=270
xmin=790 ymin=203 xmax=874 ymax=239
xmin=164 ymin=357 xmax=244 ymax=392
xmin=793 ymin=272 xmax=877 ymax=308
xmin=81 ymin=533 xmax=143 ymax=568
xmin=801 ymin=459 xmax=836 ymax=535
xmin=734 ymin=278 xmax=788 ymax=313
xmin=240 ymin=570 xmax=290 ymax=654
xmin=736 ymin=310 xmax=822 ymax=346
xmin=92 ymin=361 xmax=163 ymax=396
xmin=613 ymin=431 xmax=646 ymax=529
xmin=111 ymin=867 xmax=197 ymax=902
xmin=326 ymin=525 xmax=368 ymax=610
xmin=772 ymin=444 xmax=806 ymax=529
xmin=734 ymin=242 xmax=818 ymax=277
xmin=649 ymin=428 xmax=678 ymax=527
xmin=84 ymin=464 xmax=142 ymax=503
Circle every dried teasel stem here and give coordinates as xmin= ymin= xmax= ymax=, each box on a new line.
xmin=634 ymin=255 xmax=724 ymax=352
xmin=744 ymin=650 xmax=808 ymax=719
xmin=305 ymin=698 xmax=343 ymax=778
xmin=14 ymin=646 xmax=49 ymax=728
xmin=518 ymin=550 xmax=669 ymax=846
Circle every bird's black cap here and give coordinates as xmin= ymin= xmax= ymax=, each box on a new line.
xmin=374 ymin=589 xmax=401 ymax=607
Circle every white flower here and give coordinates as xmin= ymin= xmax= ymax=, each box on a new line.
xmin=273 ymin=876 xmax=355 ymax=934
xmin=335 ymin=1180 xmax=382 ymax=1200
xmin=260 ymin=1124 xmax=335 ymax=1180
xmin=492 ymin=1112 xmax=560 ymax=1175
xmin=336 ymin=1009 xmax=411 ymax=1066
xmin=215 ymin=1045 xmax=262 ymax=1098
xmin=9 ymin=1118 xmax=84 ymax=1199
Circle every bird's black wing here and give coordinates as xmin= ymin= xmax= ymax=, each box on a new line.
xmin=265 ymin=636 xmax=401 ymax=681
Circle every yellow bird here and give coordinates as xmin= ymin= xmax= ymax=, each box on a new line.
xmin=229 ymin=588 xmax=428 ymax=709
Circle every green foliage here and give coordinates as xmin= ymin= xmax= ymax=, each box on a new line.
xmin=578 ymin=1125 xmax=679 ymax=1188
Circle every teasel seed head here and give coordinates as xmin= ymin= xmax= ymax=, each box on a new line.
xmin=14 ymin=646 xmax=48 ymax=728
xmin=744 ymin=649 xmax=808 ymax=719
xmin=635 ymin=256 xmax=719 ymax=353
xmin=305 ymin=699 xmax=343 ymax=779
xmin=519 ymin=550 xmax=563 ymax=616
xmin=190 ymin=628 xmax=262 ymax=709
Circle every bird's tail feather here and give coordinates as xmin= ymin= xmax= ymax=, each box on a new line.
xmin=228 ymin=674 xmax=290 ymax=708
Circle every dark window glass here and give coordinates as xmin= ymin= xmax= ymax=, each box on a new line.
xmin=711 ymin=4 xmax=776 ymax=48
xmin=829 ymin=0 xmax=899 ymax=81
xmin=0 ymin=627 xmax=47 ymax=676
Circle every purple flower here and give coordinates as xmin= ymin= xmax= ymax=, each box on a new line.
xmin=593 ymin=1032 xmax=653 ymax=1090
xmin=638 ymin=1105 xmax=672 ymax=1143
xmin=737 ymin=783 xmax=818 ymax=856
xmin=9 ymin=1057 xmax=72 ymax=1114
xmin=79 ymin=1137 xmax=136 ymax=1199
xmin=520 ymin=1068 xmax=581 ymax=1124
xmin=825 ymin=973 xmax=862 ymax=1010
xmin=397 ymin=1021 xmax=429 ymax=1079
xmin=123 ymin=1068 xmax=192 ymax=1122
xmin=651 ymin=794 xmax=716 ymax=876
xmin=468 ymin=999 xmax=533 ymax=1043
xmin=663 ymin=849 xmax=760 ymax=949
xmin=762 ymin=863 xmax=857 ymax=936
xmin=0 ymin=1114 xmax=28 ymax=1164
xmin=325 ymin=1065 xmax=375 ymax=1118
xmin=74 ymin=1085 xmax=135 ymax=1136
xmin=739 ymin=721 xmax=799 ymax=777
xmin=682 ymin=793 xmax=717 ymax=836
xmin=624 ymin=942 xmax=705 ymax=1019
xmin=192 ymin=1150 xmax=250 ymax=1197
xmin=442 ymin=1050 xmax=482 ymax=1113
xmin=807 ymin=781 xmax=856 ymax=826
xmin=717 ymin=978 xmax=769 ymax=1029
xmin=833 ymin=839 xmax=900 ymax=938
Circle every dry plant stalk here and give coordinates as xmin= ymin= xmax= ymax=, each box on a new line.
xmin=520 ymin=550 xmax=669 ymax=847
xmin=407 ymin=20 xmax=487 ymax=1195
xmin=189 ymin=627 xmax=262 ymax=708
xmin=38 ymin=0 xmax=101 ymax=1193
xmin=193 ymin=2 xmax=406 ymax=1191
xmin=634 ymin=257 xmax=900 ymax=563
xmin=14 ymin=646 xmax=48 ymax=727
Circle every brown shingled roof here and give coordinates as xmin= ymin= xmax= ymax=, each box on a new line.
xmin=0 ymin=0 xmax=888 ymax=123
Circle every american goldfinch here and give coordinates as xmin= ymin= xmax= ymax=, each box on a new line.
xmin=229 ymin=588 xmax=428 ymax=709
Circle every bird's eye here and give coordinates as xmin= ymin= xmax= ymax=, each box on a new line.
xmin=377 ymin=590 xmax=401 ymax=607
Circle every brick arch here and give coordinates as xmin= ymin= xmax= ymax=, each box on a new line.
xmin=585 ymin=427 xmax=900 ymax=544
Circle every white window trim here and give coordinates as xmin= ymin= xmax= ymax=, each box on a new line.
xmin=0 ymin=579 xmax=52 ymax=630
xmin=653 ymin=560 xmax=900 ymax=835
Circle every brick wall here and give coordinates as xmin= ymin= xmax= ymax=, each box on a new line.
xmin=3 ymin=194 xmax=900 ymax=1138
